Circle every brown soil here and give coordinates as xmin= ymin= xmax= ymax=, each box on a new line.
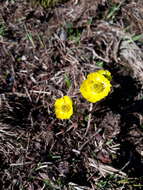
xmin=0 ymin=0 xmax=143 ymax=189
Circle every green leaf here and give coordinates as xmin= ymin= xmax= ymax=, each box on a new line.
xmin=64 ymin=74 xmax=71 ymax=89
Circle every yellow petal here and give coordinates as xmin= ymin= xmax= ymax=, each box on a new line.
xmin=80 ymin=72 xmax=111 ymax=103
xmin=54 ymin=96 xmax=73 ymax=119
xmin=96 ymin=70 xmax=112 ymax=81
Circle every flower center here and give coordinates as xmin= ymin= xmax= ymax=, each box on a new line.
xmin=92 ymin=82 xmax=105 ymax=93
xmin=61 ymin=104 xmax=70 ymax=112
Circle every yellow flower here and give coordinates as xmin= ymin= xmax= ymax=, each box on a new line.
xmin=96 ymin=69 xmax=112 ymax=81
xmin=54 ymin=96 xmax=73 ymax=119
xmin=80 ymin=72 xmax=111 ymax=103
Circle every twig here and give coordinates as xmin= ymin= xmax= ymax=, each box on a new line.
xmin=85 ymin=103 xmax=93 ymax=136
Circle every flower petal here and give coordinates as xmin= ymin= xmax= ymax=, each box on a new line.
xmin=80 ymin=71 xmax=112 ymax=103
xmin=54 ymin=96 xmax=73 ymax=119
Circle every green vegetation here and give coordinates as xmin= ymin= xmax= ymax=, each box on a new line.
xmin=106 ymin=2 xmax=123 ymax=20
xmin=66 ymin=23 xmax=82 ymax=44
xmin=64 ymin=74 xmax=71 ymax=89
xmin=0 ymin=22 xmax=6 ymax=36
xmin=96 ymin=61 xmax=104 ymax=67
xmin=127 ymin=34 xmax=143 ymax=43
xmin=32 ymin=0 xmax=68 ymax=8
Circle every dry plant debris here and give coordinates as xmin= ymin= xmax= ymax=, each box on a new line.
xmin=0 ymin=0 xmax=143 ymax=189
